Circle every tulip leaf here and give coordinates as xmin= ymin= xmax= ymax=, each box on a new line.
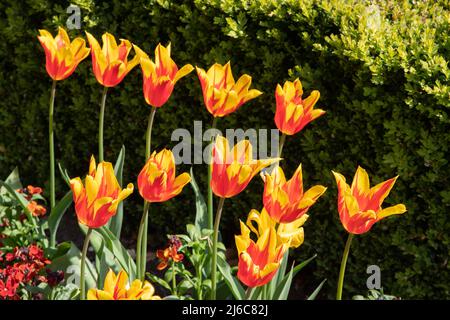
xmin=48 ymin=241 xmax=97 ymax=291
xmin=0 ymin=179 xmax=36 ymax=227
xmin=48 ymin=190 xmax=73 ymax=248
xmin=216 ymin=254 xmax=245 ymax=300
xmin=58 ymin=162 xmax=71 ymax=187
xmin=272 ymin=264 xmax=294 ymax=300
xmin=2 ymin=167 xmax=22 ymax=192
xmin=248 ymin=286 xmax=263 ymax=300
xmin=269 ymin=250 xmax=289 ymax=297
xmin=190 ymin=167 xmax=208 ymax=231
xmin=108 ymin=145 xmax=125 ymax=238
xmin=79 ymin=224 xmax=136 ymax=280
xmin=307 ymin=279 xmax=327 ymax=300
xmin=291 ymin=254 xmax=317 ymax=278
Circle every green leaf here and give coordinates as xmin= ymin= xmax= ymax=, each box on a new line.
xmin=291 ymin=254 xmax=317 ymax=278
xmin=248 ymin=286 xmax=263 ymax=300
xmin=269 ymin=250 xmax=289 ymax=297
xmin=57 ymin=162 xmax=71 ymax=187
xmin=216 ymin=254 xmax=245 ymax=300
xmin=3 ymin=167 xmax=22 ymax=191
xmin=107 ymin=145 xmax=126 ymax=238
xmin=48 ymin=190 xmax=73 ymax=248
xmin=307 ymin=279 xmax=327 ymax=300
xmin=0 ymin=179 xmax=36 ymax=227
xmin=190 ymin=167 xmax=208 ymax=231
xmin=48 ymin=241 xmax=97 ymax=290
xmin=272 ymin=264 xmax=294 ymax=300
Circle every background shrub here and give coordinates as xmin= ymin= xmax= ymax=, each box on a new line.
xmin=0 ymin=0 xmax=448 ymax=299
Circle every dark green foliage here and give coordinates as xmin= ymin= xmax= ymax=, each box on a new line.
xmin=0 ymin=0 xmax=448 ymax=299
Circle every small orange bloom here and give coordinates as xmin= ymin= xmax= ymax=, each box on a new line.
xmin=85 ymin=32 xmax=139 ymax=87
xmin=69 ymin=156 xmax=133 ymax=228
xmin=27 ymin=185 xmax=43 ymax=195
xmin=156 ymin=236 xmax=184 ymax=270
xmin=274 ymin=78 xmax=325 ymax=135
xmin=27 ymin=201 xmax=47 ymax=217
xmin=138 ymin=149 xmax=191 ymax=203
xmin=196 ymin=62 xmax=262 ymax=117
xmin=133 ymin=43 xmax=193 ymax=107
xmin=37 ymin=27 xmax=90 ymax=81
xmin=263 ymin=165 xmax=327 ymax=223
xmin=211 ymin=136 xmax=280 ymax=198
xmin=235 ymin=220 xmax=288 ymax=288
xmin=332 ymin=166 xmax=407 ymax=234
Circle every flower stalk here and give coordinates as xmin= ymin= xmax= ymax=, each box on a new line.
xmin=48 ymin=80 xmax=57 ymax=211
xmin=80 ymin=228 xmax=93 ymax=300
xmin=210 ymin=196 xmax=225 ymax=300
xmin=207 ymin=117 xmax=218 ymax=230
xmin=336 ymin=233 xmax=354 ymax=300
xmin=98 ymin=87 xmax=108 ymax=162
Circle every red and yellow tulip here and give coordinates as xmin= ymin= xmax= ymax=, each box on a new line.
xmin=211 ymin=136 xmax=280 ymax=198
xmin=263 ymin=165 xmax=327 ymax=223
xmin=138 ymin=149 xmax=191 ymax=202
xmin=69 ymin=156 xmax=134 ymax=228
xmin=85 ymin=32 xmax=139 ymax=87
xmin=37 ymin=27 xmax=90 ymax=81
xmin=332 ymin=166 xmax=406 ymax=234
xmin=133 ymin=43 xmax=193 ymax=107
xmin=87 ymin=269 xmax=161 ymax=300
xmin=235 ymin=218 xmax=288 ymax=288
xmin=274 ymin=78 xmax=325 ymax=135
xmin=196 ymin=62 xmax=262 ymax=117
xmin=246 ymin=208 xmax=308 ymax=249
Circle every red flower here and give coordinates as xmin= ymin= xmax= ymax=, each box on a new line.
xmin=156 ymin=236 xmax=184 ymax=270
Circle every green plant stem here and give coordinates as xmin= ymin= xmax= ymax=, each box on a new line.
xmin=136 ymin=107 xmax=157 ymax=281
xmin=210 ymin=196 xmax=225 ymax=300
xmin=336 ymin=233 xmax=354 ymax=300
xmin=245 ymin=287 xmax=252 ymax=300
xmin=172 ymin=261 xmax=177 ymax=296
xmin=48 ymin=80 xmax=57 ymax=211
xmin=80 ymin=228 xmax=93 ymax=300
xmin=278 ymin=132 xmax=287 ymax=158
xmin=98 ymin=86 xmax=108 ymax=162
xmin=207 ymin=117 xmax=218 ymax=231
xmin=145 ymin=107 xmax=157 ymax=160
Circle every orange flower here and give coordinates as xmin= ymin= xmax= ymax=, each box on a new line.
xmin=85 ymin=32 xmax=139 ymax=87
xmin=37 ymin=27 xmax=90 ymax=81
xmin=235 ymin=220 xmax=288 ymax=288
xmin=133 ymin=43 xmax=193 ymax=107
xmin=274 ymin=78 xmax=325 ymax=135
xmin=156 ymin=236 xmax=184 ymax=270
xmin=69 ymin=156 xmax=133 ymax=228
xmin=138 ymin=149 xmax=191 ymax=202
xmin=27 ymin=201 xmax=47 ymax=217
xmin=332 ymin=166 xmax=407 ymax=234
xmin=211 ymin=136 xmax=280 ymax=198
xmin=263 ymin=165 xmax=327 ymax=223
xmin=87 ymin=269 xmax=161 ymax=300
xmin=196 ymin=62 xmax=262 ymax=117
xmin=27 ymin=186 xmax=43 ymax=195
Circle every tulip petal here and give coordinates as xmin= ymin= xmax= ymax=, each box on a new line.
xmin=377 ymin=204 xmax=407 ymax=220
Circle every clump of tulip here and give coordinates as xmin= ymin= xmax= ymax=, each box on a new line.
xmin=32 ymin=26 xmax=406 ymax=302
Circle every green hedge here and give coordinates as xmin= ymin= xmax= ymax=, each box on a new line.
xmin=0 ymin=0 xmax=449 ymax=299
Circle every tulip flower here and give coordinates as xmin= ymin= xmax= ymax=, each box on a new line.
xmin=85 ymin=31 xmax=140 ymax=162
xmin=69 ymin=156 xmax=133 ymax=300
xmin=133 ymin=43 xmax=193 ymax=108
xmin=85 ymin=32 xmax=139 ymax=87
xmin=137 ymin=149 xmax=191 ymax=203
xmin=70 ymin=156 xmax=134 ymax=228
xmin=87 ymin=269 xmax=161 ymax=300
xmin=196 ymin=62 xmax=262 ymax=118
xmin=246 ymin=208 xmax=309 ymax=249
xmin=211 ymin=136 xmax=280 ymax=198
xmin=209 ymin=136 xmax=280 ymax=298
xmin=274 ymin=78 xmax=325 ymax=136
xmin=136 ymin=149 xmax=190 ymax=280
xmin=262 ymin=165 xmax=327 ymax=223
xmin=235 ymin=220 xmax=288 ymax=288
xmin=332 ymin=166 xmax=406 ymax=235
xmin=38 ymin=27 xmax=90 ymax=81
xmin=38 ymin=27 xmax=90 ymax=215
xmin=333 ymin=166 xmax=406 ymax=300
